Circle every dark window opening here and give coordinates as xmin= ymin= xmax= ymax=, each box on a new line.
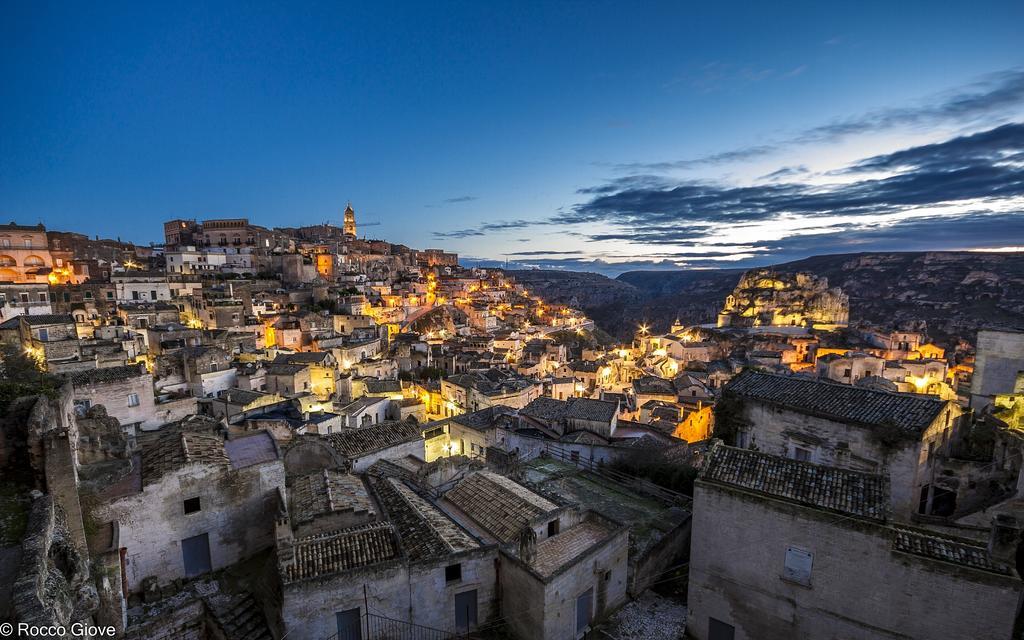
xmin=445 ymin=563 xmax=462 ymax=582
xmin=184 ymin=497 xmax=201 ymax=514
xmin=547 ymin=520 xmax=560 ymax=537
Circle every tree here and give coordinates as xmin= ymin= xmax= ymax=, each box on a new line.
xmin=0 ymin=343 xmax=60 ymax=412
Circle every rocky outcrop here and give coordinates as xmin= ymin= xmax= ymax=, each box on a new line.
xmin=10 ymin=494 xmax=98 ymax=634
xmin=716 ymin=269 xmax=849 ymax=328
xmin=76 ymin=405 xmax=130 ymax=466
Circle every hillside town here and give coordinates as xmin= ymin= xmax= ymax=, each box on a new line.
xmin=2 ymin=212 xmax=1024 ymax=640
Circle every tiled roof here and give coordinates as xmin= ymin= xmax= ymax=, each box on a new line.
xmin=324 ymin=420 xmax=423 ymax=458
xmin=633 ymin=376 xmax=676 ymax=395
xmin=365 ymin=379 xmax=402 ymax=394
xmin=724 ymin=370 xmax=946 ymax=435
xmin=892 ymin=527 xmax=1013 ymax=575
xmin=69 ymin=363 xmax=148 ymax=386
xmin=372 ymin=477 xmax=479 ymax=561
xmin=265 ymin=363 xmax=308 ymax=376
xmin=283 ymin=522 xmax=399 ymax=583
xmin=566 ymin=360 xmax=600 ymax=373
xmin=446 ymin=370 xmax=539 ymax=397
xmin=444 ymin=471 xmax=559 ymax=543
xmin=224 ymin=431 xmax=279 ymax=469
xmin=274 ymin=351 xmax=332 ymax=365
xmin=290 ymin=470 xmax=375 ymax=525
xmin=528 ymin=518 xmax=618 ymax=579
xmin=564 ymin=398 xmax=618 ymax=422
xmin=219 ymin=388 xmax=272 ymax=406
xmin=20 ymin=314 xmax=75 ymax=326
xmin=701 ymin=443 xmax=888 ymax=521
xmin=340 ymin=395 xmax=388 ymax=415
xmin=520 ymin=397 xmax=617 ymax=424
xmin=141 ymin=432 xmax=230 ymax=485
xmin=451 ymin=406 xmax=514 ymax=432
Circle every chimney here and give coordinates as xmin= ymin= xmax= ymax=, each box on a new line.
xmin=988 ymin=514 xmax=1022 ymax=564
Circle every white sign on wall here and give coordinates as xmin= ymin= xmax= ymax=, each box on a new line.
xmin=784 ymin=546 xmax=813 ymax=585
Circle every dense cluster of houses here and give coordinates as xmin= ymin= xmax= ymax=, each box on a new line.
xmin=4 ymin=214 xmax=1024 ymax=639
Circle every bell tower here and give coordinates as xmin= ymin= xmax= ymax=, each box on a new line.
xmin=343 ymin=202 xmax=357 ymax=239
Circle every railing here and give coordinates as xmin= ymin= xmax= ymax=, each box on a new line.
xmin=366 ymin=613 xmax=455 ymax=640
xmin=323 ymin=613 xmax=457 ymax=640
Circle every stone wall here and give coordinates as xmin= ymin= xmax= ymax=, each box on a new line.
xmin=95 ymin=460 xmax=285 ymax=592
xmin=73 ymin=373 xmax=157 ymax=431
xmin=540 ymin=527 xmax=629 ymax=639
xmin=738 ymin=399 xmax=955 ymax=519
xmin=281 ymin=548 xmax=497 ymax=639
xmin=972 ymin=328 xmax=1024 ymax=411
xmin=687 ymin=481 xmax=1022 ymax=640
xmin=10 ymin=495 xmax=98 ymax=632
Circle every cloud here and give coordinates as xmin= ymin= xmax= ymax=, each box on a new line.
xmin=613 ymin=68 xmax=1024 ymax=172
xmin=424 ymin=195 xmax=479 ymax=208
xmin=463 ymin=211 xmax=1024 ymax=276
xmin=504 ymin=250 xmax=584 ymax=256
xmin=567 ymin=123 xmax=1024 ymax=238
xmin=433 ymin=218 xmax=543 ymax=239
xmin=438 ymin=121 xmax=1024 ymax=274
xmin=759 ymin=165 xmax=809 ymax=181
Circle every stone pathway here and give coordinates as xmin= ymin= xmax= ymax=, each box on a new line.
xmin=598 ymin=590 xmax=688 ymax=640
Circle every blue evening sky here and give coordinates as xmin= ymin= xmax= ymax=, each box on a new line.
xmin=3 ymin=1 xmax=1023 ymax=274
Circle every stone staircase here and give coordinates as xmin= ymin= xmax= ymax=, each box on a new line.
xmin=206 ymin=590 xmax=275 ymax=640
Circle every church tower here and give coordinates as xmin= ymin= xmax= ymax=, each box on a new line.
xmin=343 ymin=202 xmax=357 ymax=239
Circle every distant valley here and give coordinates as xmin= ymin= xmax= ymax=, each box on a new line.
xmin=508 ymin=251 xmax=1024 ymax=343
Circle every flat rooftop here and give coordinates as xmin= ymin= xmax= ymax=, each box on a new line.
xmin=521 ymin=458 xmax=689 ymax=559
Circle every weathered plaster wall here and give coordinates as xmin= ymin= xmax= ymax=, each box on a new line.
xmin=687 ymin=482 xmax=1022 ymax=640
xmin=96 ymin=460 xmax=285 ymax=592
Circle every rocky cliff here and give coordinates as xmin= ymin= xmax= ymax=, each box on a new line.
xmin=507 ymin=251 xmax=1024 ymax=343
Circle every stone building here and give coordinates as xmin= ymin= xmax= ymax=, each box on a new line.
xmin=717 ymin=269 xmax=849 ymax=328
xmin=0 ymin=281 xmax=52 ymax=322
xmin=519 ymin=396 xmax=620 ymax=440
xmin=441 ymin=369 xmax=544 ymax=412
xmin=18 ymin=313 xmax=81 ymax=369
xmin=181 ymin=345 xmax=237 ymax=398
xmin=0 ymin=222 xmax=53 ymax=283
xmin=94 ymin=430 xmax=285 ymax=592
xmin=320 ymin=420 xmax=425 ymax=473
xmin=277 ymin=470 xmax=498 ymax=639
xmin=272 ymin=351 xmax=338 ymax=399
xmin=442 ymin=471 xmax=630 ymax=640
xmin=972 ymin=327 xmax=1024 ymax=411
xmin=721 ymin=370 xmax=962 ymax=519
xmin=687 ymin=443 xmax=1023 ymax=640
xmin=111 ymin=271 xmax=171 ymax=303
xmin=69 ymin=363 xmax=158 ymax=433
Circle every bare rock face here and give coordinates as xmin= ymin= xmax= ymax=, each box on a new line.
xmin=76 ymin=405 xmax=130 ymax=466
xmin=717 ymin=268 xmax=849 ymax=328
xmin=10 ymin=495 xmax=98 ymax=634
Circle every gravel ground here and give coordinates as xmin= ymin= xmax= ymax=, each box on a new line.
xmin=599 ymin=590 xmax=688 ymax=640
